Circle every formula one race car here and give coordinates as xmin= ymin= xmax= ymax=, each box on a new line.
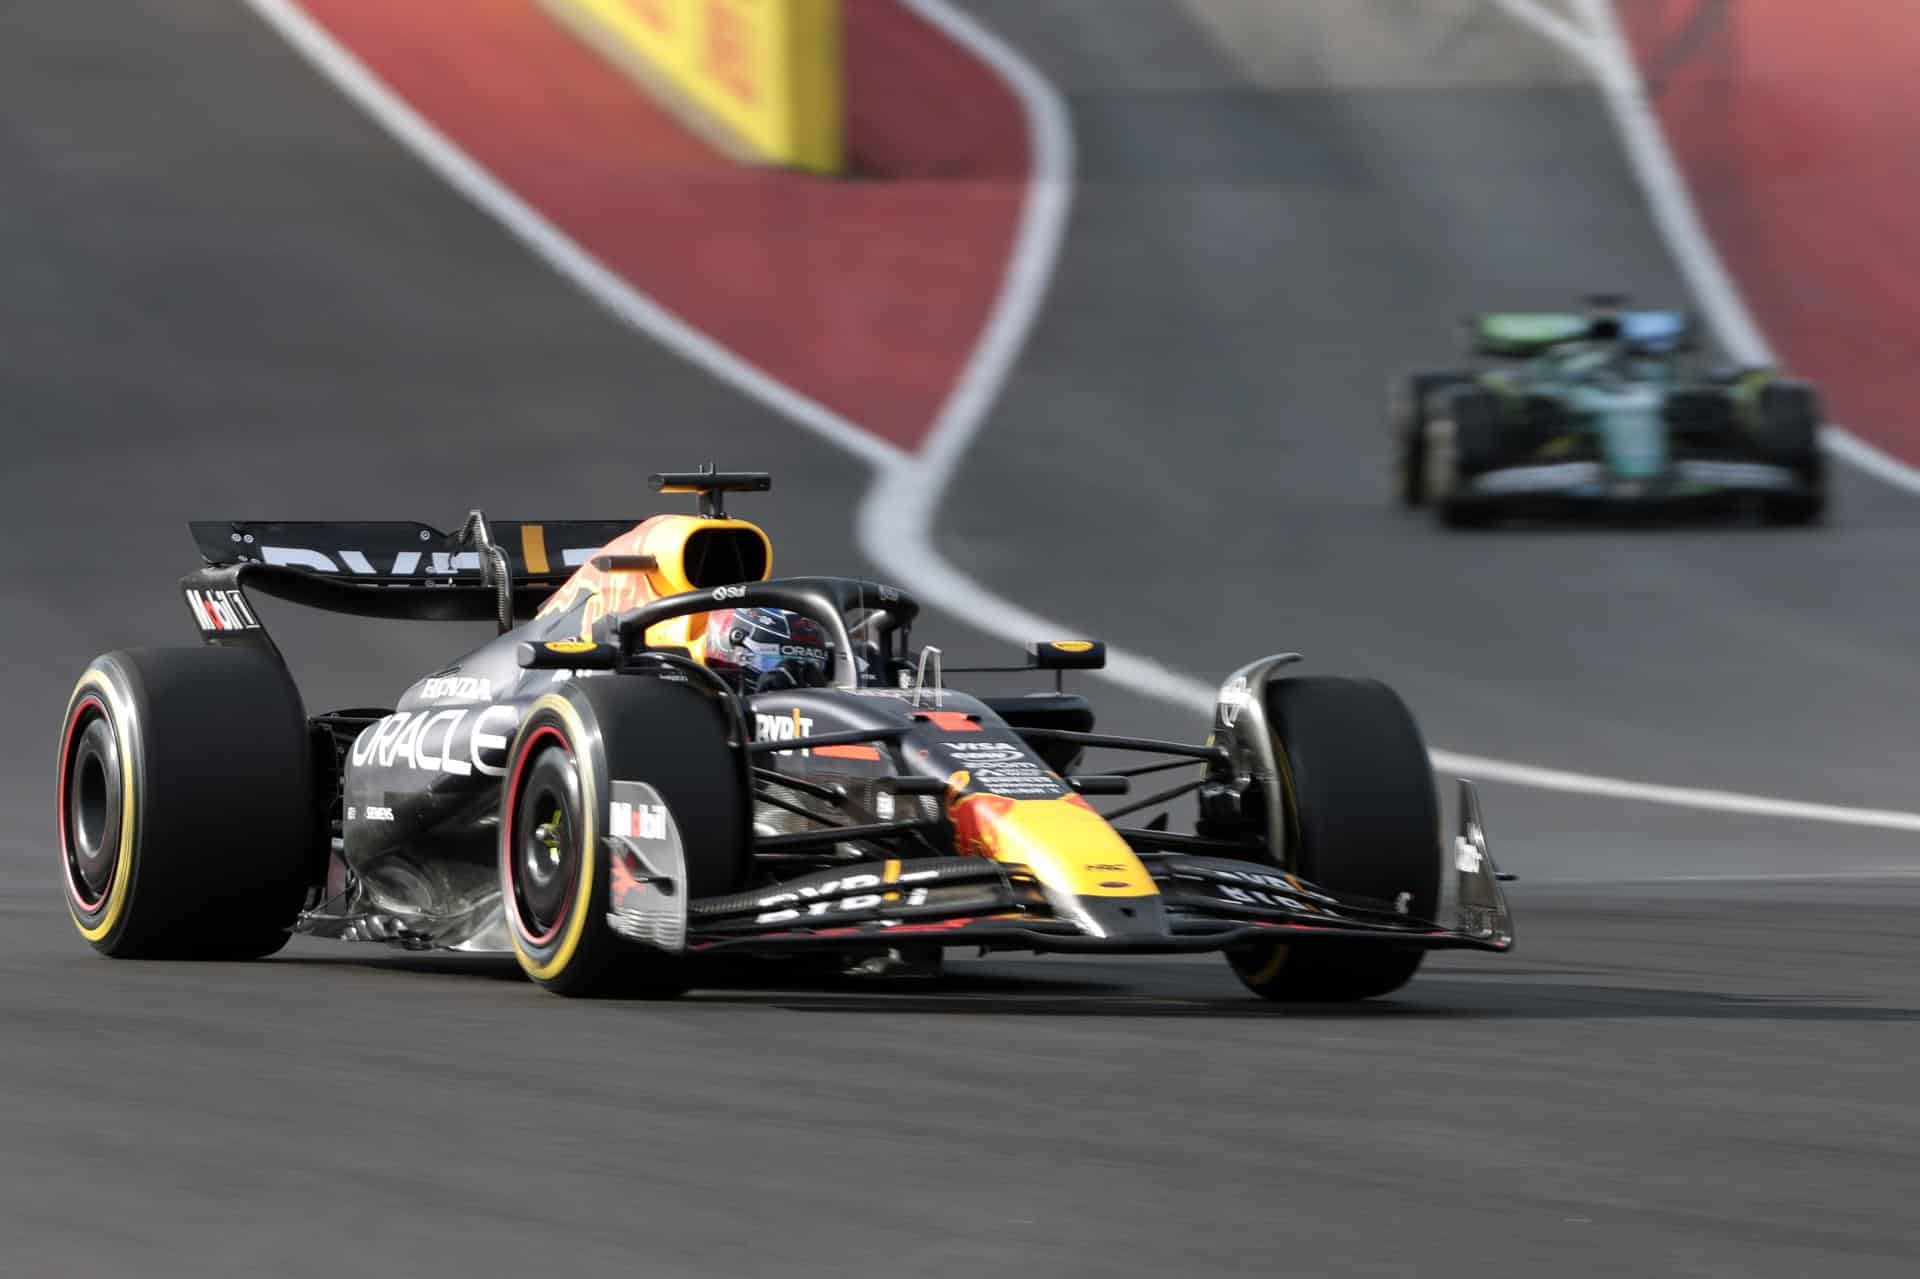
xmin=1393 ymin=297 xmax=1827 ymax=526
xmin=56 ymin=468 xmax=1511 ymax=1001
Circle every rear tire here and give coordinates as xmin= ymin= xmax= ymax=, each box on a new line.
xmin=57 ymin=647 xmax=320 ymax=958
xmin=501 ymin=675 xmax=750 ymax=997
xmin=1754 ymin=381 xmax=1827 ymax=525
xmin=1228 ymin=677 xmax=1440 ymax=1002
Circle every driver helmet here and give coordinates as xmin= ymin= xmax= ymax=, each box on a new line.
xmin=704 ymin=607 xmax=832 ymax=694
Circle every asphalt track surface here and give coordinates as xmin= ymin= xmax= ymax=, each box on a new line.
xmin=2 ymin=2 xmax=1916 ymax=1276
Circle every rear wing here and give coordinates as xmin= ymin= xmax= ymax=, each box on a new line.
xmin=1468 ymin=312 xmax=1590 ymax=357
xmin=181 ymin=513 xmax=638 ymax=652
xmin=1469 ymin=306 xmax=1697 ymax=357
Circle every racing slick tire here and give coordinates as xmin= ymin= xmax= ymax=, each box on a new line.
xmin=1438 ymin=390 xmax=1506 ymax=528
xmin=1228 ymin=677 xmax=1440 ymax=1002
xmin=1754 ymin=381 xmax=1826 ymax=526
xmin=57 ymin=647 xmax=320 ymax=959
xmin=1392 ymin=370 xmax=1473 ymax=506
xmin=501 ymin=675 xmax=750 ymax=997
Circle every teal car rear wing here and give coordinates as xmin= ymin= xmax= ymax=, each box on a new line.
xmin=1470 ymin=308 xmax=1697 ymax=357
xmin=1469 ymin=312 xmax=1592 ymax=357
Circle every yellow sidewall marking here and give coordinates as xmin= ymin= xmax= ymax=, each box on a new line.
xmin=69 ymin=668 xmax=135 ymax=943
xmin=510 ymin=694 xmax=600 ymax=982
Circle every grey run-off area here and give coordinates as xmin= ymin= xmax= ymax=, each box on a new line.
xmin=2 ymin=1 xmax=1914 ymax=1275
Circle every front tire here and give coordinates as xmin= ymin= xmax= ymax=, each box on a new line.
xmin=1437 ymin=390 xmax=1507 ymax=528
xmin=1393 ymin=370 xmax=1472 ymax=507
xmin=501 ymin=675 xmax=750 ymax=997
xmin=57 ymin=647 xmax=320 ymax=958
xmin=1228 ymin=677 xmax=1440 ymax=1002
xmin=1754 ymin=381 xmax=1827 ymax=525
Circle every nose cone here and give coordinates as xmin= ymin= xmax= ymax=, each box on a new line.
xmin=1590 ymin=389 xmax=1668 ymax=478
xmin=951 ymin=793 xmax=1167 ymax=939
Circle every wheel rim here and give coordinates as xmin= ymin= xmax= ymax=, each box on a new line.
xmin=60 ymin=702 xmax=122 ymax=914
xmin=509 ymin=739 xmax=581 ymax=945
xmin=519 ymin=799 xmax=571 ymax=928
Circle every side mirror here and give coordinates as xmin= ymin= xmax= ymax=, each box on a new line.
xmin=518 ymin=640 xmax=620 ymax=670
xmin=1030 ymin=640 xmax=1106 ymax=671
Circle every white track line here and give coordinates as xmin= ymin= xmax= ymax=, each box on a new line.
xmin=1505 ymin=0 xmax=1920 ymax=495
xmin=862 ymin=3 xmax=1920 ymax=833
xmin=1429 ymin=750 xmax=1920 ymax=832
xmin=1534 ymin=868 xmax=1920 ymax=885
xmin=857 ymin=0 xmax=1221 ymax=708
xmin=247 ymin=0 xmax=1920 ymax=834
xmin=240 ymin=0 xmax=902 ymax=474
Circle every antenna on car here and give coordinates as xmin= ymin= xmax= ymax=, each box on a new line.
xmin=454 ymin=508 xmax=513 ymax=634
xmin=649 ymin=463 xmax=773 ymax=519
xmin=911 ymin=645 xmax=945 ymax=709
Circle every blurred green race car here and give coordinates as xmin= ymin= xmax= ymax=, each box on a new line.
xmin=1392 ymin=298 xmax=1826 ymax=527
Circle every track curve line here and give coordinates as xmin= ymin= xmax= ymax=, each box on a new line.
xmin=246 ymin=0 xmax=1920 ymax=832
xmin=240 ymin=0 xmax=905 ymax=472
xmin=859 ymin=2 xmax=1920 ymax=833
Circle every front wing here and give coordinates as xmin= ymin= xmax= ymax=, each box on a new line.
xmin=1460 ymin=458 xmax=1806 ymax=505
xmin=610 ymin=785 xmax=1514 ymax=959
